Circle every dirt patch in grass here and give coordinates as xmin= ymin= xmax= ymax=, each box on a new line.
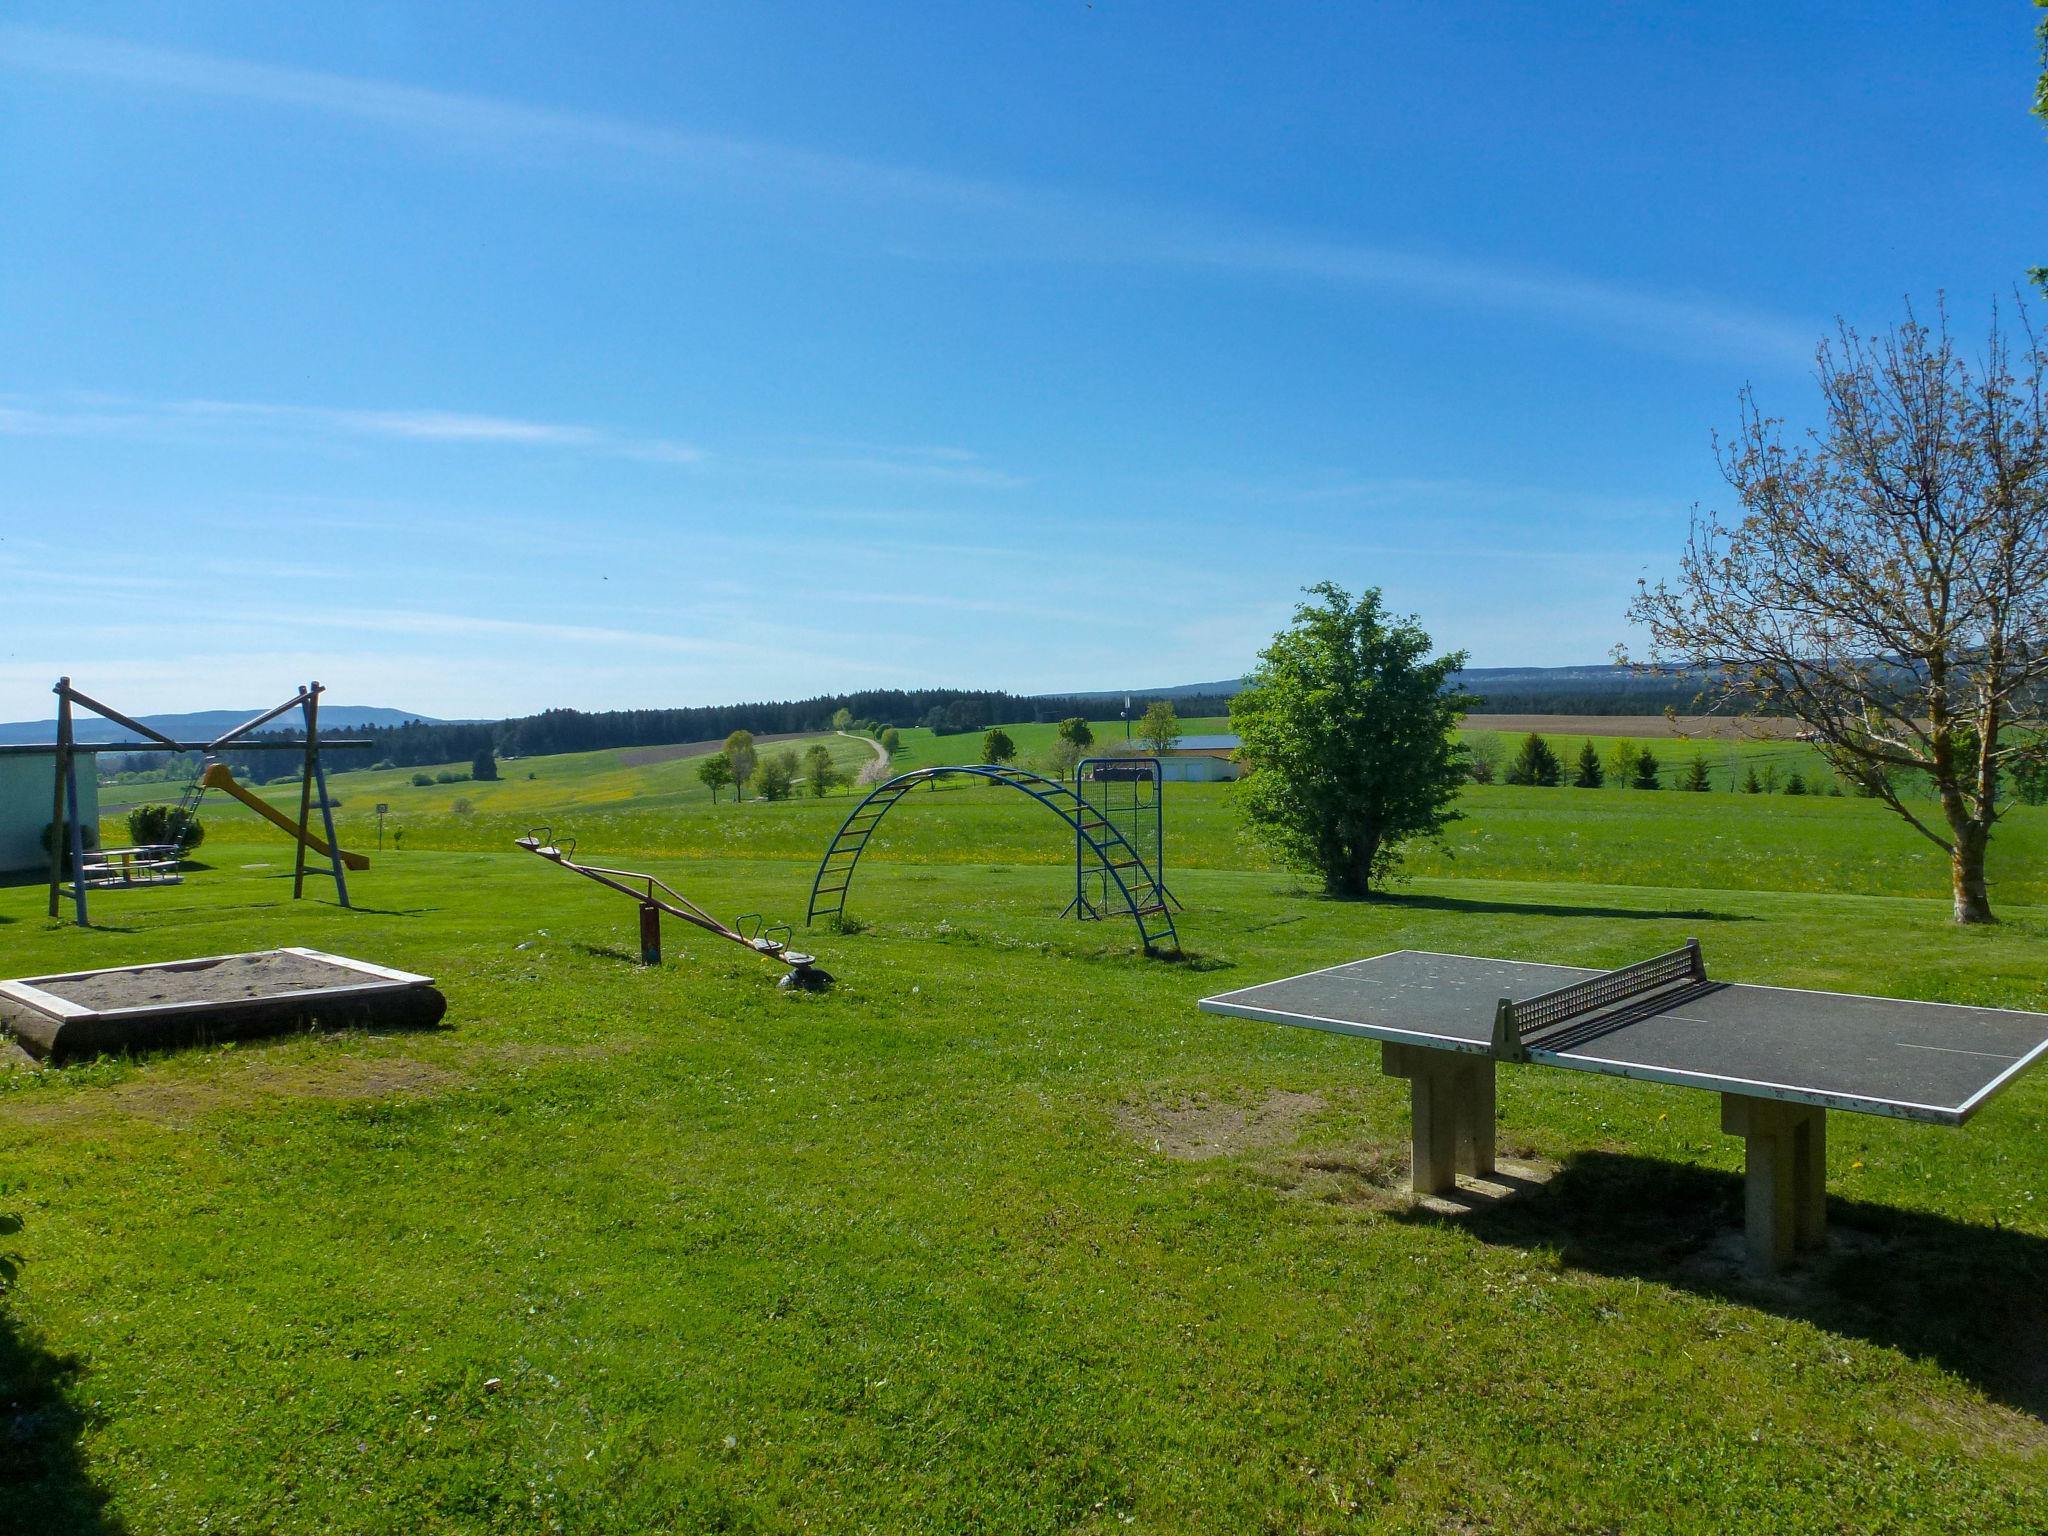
xmin=0 ymin=1053 xmax=460 ymax=1130
xmin=1115 ymin=1088 xmax=1324 ymax=1161
xmin=1898 ymin=1386 xmax=2048 ymax=1458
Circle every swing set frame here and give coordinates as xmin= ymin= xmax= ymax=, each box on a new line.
xmin=16 ymin=678 xmax=372 ymax=927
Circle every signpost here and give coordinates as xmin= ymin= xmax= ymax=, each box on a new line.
xmin=375 ymin=803 xmax=389 ymax=850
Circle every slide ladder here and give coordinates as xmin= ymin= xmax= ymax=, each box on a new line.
xmin=806 ymin=764 xmax=1178 ymax=955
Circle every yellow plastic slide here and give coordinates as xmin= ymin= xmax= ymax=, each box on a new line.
xmin=199 ymin=763 xmax=371 ymax=871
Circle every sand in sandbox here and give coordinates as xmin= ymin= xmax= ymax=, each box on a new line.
xmin=35 ymin=951 xmax=384 ymax=1012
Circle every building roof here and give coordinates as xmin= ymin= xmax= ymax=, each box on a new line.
xmin=1170 ymin=734 xmax=1241 ymax=751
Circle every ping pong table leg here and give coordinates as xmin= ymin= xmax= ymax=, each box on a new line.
xmin=1721 ymin=1095 xmax=1828 ymax=1274
xmin=1382 ymin=1044 xmax=1495 ymax=1196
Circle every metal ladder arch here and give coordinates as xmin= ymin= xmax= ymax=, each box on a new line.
xmin=805 ymin=764 xmax=1179 ymax=954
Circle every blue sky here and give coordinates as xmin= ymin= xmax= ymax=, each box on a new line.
xmin=2 ymin=4 xmax=2041 ymax=720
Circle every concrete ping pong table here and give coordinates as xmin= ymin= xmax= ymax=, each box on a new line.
xmin=1200 ymin=942 xmax=2048 ymax=1273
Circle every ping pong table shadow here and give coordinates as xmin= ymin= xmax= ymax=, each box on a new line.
xmin=1371 ymin=892 xmax=1758 ymax=924
xmin=1398 ymin=1150 xmax=2048 ymax=1421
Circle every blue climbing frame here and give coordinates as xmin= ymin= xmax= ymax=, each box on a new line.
xmin=806 ymin=764 xmax=1179 ymax=955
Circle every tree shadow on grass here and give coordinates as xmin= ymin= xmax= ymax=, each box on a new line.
xmin=1398 ymin=1150 xmax=2048 ymax=1421
xmin=1372 ymin=891 xmax=1758 ymax=923
xmin=0 ymin=1227 xmax=125 ymax=1532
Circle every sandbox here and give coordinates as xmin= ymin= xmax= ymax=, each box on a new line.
xmin=0 ymin=948 xmax=446 ymax=1063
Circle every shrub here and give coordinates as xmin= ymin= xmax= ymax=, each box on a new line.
xmin=372 ymin=759 xmax=396 ymax=771
xmin=40 ymin=819 xmax=102 ymax=872
xmin=2012 ymin=738 xmax=2048 ymax=806
xmin=1681 ymin=753 xmax=1713 ymax=792
xmin=879 ymin=728 xmax=901 ymax=755
xmin=1632 ymin=750 xmax=1662 ymax=790
xmin=1741 ymin=767 xmax=1763 ymax=793
xmin=1783 ymin=772 xmax=1808 ymax=796
xmin=1464 ymin=736 xmax=1500 ymax=784
xmin=435 ymin=770 xmax=468 ymax=784
xmin=127 ymin=804 xmax=207 ymax=850
xmin=450 ymin=797 xmax=475 ymax=816
xmin=412 ymin=772 xmax=434 ymax=787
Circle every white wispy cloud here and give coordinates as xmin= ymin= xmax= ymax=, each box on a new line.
xmin=0 ymin=24 xmax=1819 ymax=362
xmin=0 ymin=393 xmax=704 ymax=465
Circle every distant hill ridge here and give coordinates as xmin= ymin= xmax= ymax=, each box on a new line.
xmin=0 ymin=705 xmax=446 ymax=747
xmin=1061 ymin=664 xmax=1720 ymax=715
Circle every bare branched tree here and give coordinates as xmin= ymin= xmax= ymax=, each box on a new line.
xmin=1628 ymin=301 xmax=2048 ymax=923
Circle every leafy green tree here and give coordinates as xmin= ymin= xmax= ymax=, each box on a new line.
xmin=804 ymin=743 xmax=838 ymax=797
xmin=724 ymin=730 xmax=757 ymax=801
xmin=696 ymin=753 xmax=734 ymax=803
xmin=831 ymin=707 xmax=854 ymax=732
xmin=1605 ymin=739 xmax=1642 ymax=787
xmin=1230 ymin=583 xmax=1475 ymax=896
xmin=756 ymin=749 xmax=799 ymax=801
xmin=1632 ymin=750 xmax=1661 ymax=790
xmin=1138 ymin=701 xmax=1182 ymax=753
xmin=472 ymin=746 xmax=499 ymax=782
xmin=879 ymin=727 xmax=901 ymax=755
xmin=1571 ymin=740 xmax=1604 ymax=788
xmin=1504 ymin=733 xmax=1562 ymax=787
xmin=1681 ymin=753 xmax=1713 ymax=792
xmin=981 ymin=728 xmax=1016 ymax=765
xmin=1056 ymin=716 xmax=1095 ymax=750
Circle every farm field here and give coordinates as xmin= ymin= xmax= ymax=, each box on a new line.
xmin=4 ymin=733 xmax=2045 ymax=1531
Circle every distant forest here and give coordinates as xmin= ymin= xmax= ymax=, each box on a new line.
xmin=103 ymin=674 xmax=1723 ymax=779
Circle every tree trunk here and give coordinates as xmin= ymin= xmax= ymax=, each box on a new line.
xmin=1950 ymin=824 xmax=1994 ymax=925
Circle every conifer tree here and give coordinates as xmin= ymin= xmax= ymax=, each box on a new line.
xmin=1572 ymin=740 xmax=1604 ymax=788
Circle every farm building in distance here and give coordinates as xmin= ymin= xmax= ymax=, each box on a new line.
xmin=1156 ymin=734 xmax=1244 ymax=782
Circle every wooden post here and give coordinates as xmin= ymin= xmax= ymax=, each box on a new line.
xmin=1721 ymin=1094 xmax=1828 ymax=1274
xmin=306 ymin=683 xmax=350 ymax=908
xmin=639 ymin=903 xmax=662 ymax=966
xmin=47 ymin=680 xmax=70 ymax=920
xmin=293 ymin=683 xmax=317 ymax=900
xmin=1383 ymin=1043 xmax=1496 ymax=1195
xmin=63 ymin=744 xmax=87 ymax=928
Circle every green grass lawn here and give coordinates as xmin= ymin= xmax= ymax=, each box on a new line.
xmin=6 ymin=740 xmax=2046 ymax=1531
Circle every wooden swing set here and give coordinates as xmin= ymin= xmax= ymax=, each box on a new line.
xmin=32 ymin=677 xmax=371 ymax=926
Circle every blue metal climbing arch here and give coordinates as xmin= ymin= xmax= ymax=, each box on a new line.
xmin=806 ymin=764 xmax=1180 ymax=955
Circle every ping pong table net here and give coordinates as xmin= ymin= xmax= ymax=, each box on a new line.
xmin=1489 ymin=940 xmax=1708 ymax=1061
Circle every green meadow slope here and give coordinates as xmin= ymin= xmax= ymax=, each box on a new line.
xmin=2 ymin=722 xmax=2043 ymax=1532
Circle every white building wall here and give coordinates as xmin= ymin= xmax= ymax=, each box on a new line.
xmin=0 ymin=754 xmax=99 ymax=873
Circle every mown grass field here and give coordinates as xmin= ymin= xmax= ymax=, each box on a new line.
xmin=5 ymin=732 xmax=2046 ymax=1532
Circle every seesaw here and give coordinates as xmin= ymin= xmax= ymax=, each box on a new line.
xmin=514 ymin=829 xmax=830 ymax=991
